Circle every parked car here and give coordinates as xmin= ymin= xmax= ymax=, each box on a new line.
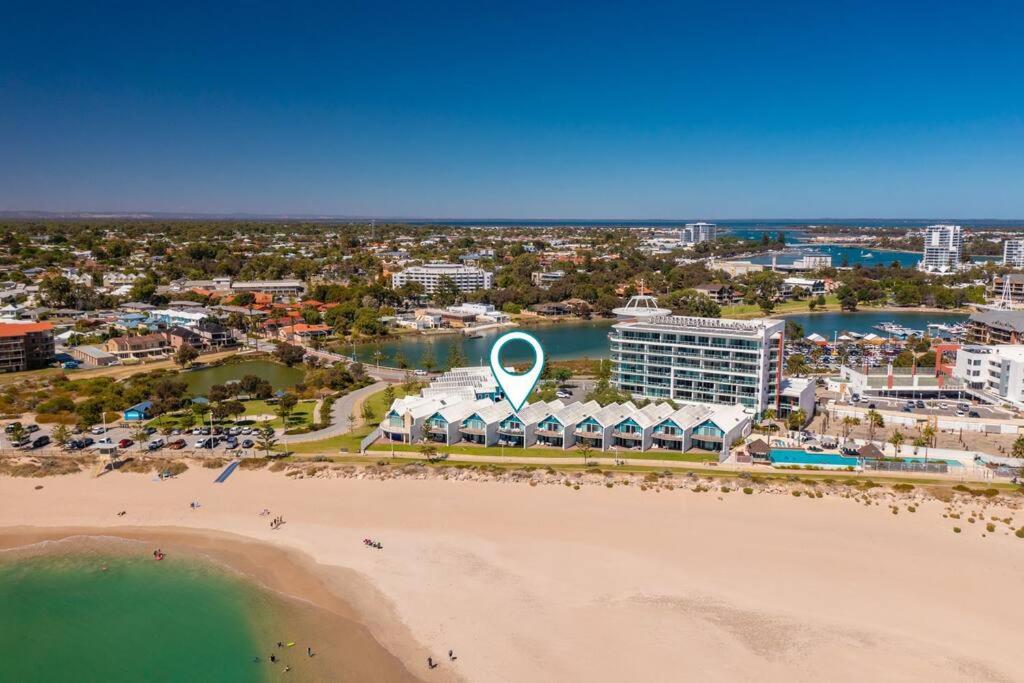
xmin=11 ymin=437 xmax=30 ymax=448
xmin=196 ymin=437 xmax=216 ymax=449
xmin=4 ymin=422 xmax=21 ymax=433
xmin=241 ymin=439 xmax=254 ymax=449
xmin=968 ymin=410 xmax=980 ymax=418
xmin=26 ymin=424 xmax=39 ymax=433
xmin=414 ymin=369 xmax=428 ymax=376
xmin=555 ymin=390 xmax=571 ymax=399
xmin=145 ymin=426 xmax=157 ymax=435
xmin=915 ymin=400 xmax=925 ymax=409
xmin=167 ymin=439 xmax=187 ymax=450
xmin=31 ymin=435 xmax=51 ymax=449
xmin=91 ymin=425 xmax=106 ymax=435
xmin=147 ymin=438 xmax=165 ymax=451
xmin=80 ymin=437 xmax=94 ymax=448
xmin=118 ymin=438 xmax=134 ymax=449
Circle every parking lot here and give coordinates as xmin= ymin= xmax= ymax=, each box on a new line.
xmin=1 ymin=420 xmax=269 ymax=457
xmin=844 ymin=396 xmax=1013 ymax=420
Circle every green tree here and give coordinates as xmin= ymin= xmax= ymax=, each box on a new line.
xmin=274 ymin=342 xmax=307 ymax=367
xmin=52 ymin=424 xmax=72 ymax=450
xmin=786 ymin=408 xmax=807 ymax=431
xmin=276 ymin=393 xmax=298 ymax=426
xmin=174 ymin=343 xmax=199 ymax=368
xmin=433 ymin=276 xmax=460 ymax=307
xmin=8 ymin=423 xmax=26 ymax=446
xmin=866 ymin=409 xmax=884 ymax=444
xmin=361 ymin=400 xmax=376 ymax=422
xmin=1012 ymin=435 xmax=1024 ymax=459
xmin=256 ymin=421 xmax=278 ymax=457
xmin=889 ymin=430 xmax=905 ymax=457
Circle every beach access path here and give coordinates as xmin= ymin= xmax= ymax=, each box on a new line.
xmin=280 ymin=381 xmax=386 ymax=444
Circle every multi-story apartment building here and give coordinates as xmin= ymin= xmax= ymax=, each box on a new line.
xmin=918 ymin=224 xmax=963 ymax=273
xmin=987 ymin=274 xmax=1024 ymax=306
xmin=230 ymin=279 xmax=306 ymax=300
xmin=963 ymin=310 xmax=1024 ymax=345
xmin=609 ymin=315 xmax=785 ymax=415
xmin=531 ymin=270 xmax=566 ymax=288
xmin=1003 ymin=239 xmax=1024 ymax=268
xmin=682 ymin=222 xmax=717 ymax=245
xmin=953 ymin=345 xmax=1024 ymax=407
xmin=392 ymin=262 xmax=493 ymax=294
xmin=0 ymin=322 xmax=55 ymax=373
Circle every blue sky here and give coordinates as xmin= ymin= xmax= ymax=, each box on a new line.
xmin=2 ymin=1 xmax=1023 ymax=218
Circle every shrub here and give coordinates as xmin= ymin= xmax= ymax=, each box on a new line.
xmin=792 ymin=491 xmax=802 ymax=497
xmin=743 ymin=487 xmax=753 ymax=495
xmin=986 ymin=523 xmax=996 ymax=533
xmin=605 ymin=482 xmax=613 ymax=488
xmin=893 ymin=483 xmax=914 ymax=492
xmin=720 ymin=486 xmax=731 ymax=493
xmin=953 ymin=527 xmax=962 ymax=533
xmin=1016 ymin=528 xmax=1024 ymax=539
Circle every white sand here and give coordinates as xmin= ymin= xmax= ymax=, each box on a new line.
xmin=2 ymin=469 xmax=1022 ymax=682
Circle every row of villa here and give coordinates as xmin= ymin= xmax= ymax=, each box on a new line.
xmin=380 ymin=367 xmax=751 ymax=460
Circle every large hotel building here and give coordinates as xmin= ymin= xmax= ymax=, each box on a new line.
xmin=609 ymin=315 xmax=785 ymax=415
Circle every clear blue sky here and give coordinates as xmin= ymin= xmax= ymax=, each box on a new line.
xmin=2 ymin=1 xmax=1023 ymax=218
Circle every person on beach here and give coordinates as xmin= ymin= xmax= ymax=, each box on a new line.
xmin=449 ymin=649 xmax=456 ymax=661
xmin=427 ymin=657 xmax=436 ymax=669
xmin=277 ymin=642 xmax=283 ymax=648
xmin=307 ymin=647 xmax=313 ymax=657
xmin=270 ymin=654 xmax=277 ymax=663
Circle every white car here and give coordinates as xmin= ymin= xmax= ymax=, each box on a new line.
xmin=414 ymin=369 xmax=428 ymax=376
xmin=555 ymin=390 xmax=571 ymax=399
xmin=91 ymin=425 xmax=106 ymax=435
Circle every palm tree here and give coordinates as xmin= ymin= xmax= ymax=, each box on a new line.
xmin=1011 ymin=435 xmax=1024 ymax=459
xmin=866 ymin=409 xmax=884 ymax=445
xmin=841 ymin=416 xmax=859 ymax=439
xmin=912 ymin=436 xmax=927 ymax=456
xmin=761 ymin=408 xmax=776 ymax=435
xmin=889 ymin=430 xmax=905 ymax=458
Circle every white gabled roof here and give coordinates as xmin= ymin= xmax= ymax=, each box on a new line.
xmin=470 ymin=401 xmax=513 ymax=425
xmin=592 ymin=401 xmax=635 ymax=427
xmin=550 ymin=399 xmax=600 ymax=427
xmin=388 ymin=395 xmax=448 ymax=420
xmin=661 ymin=404 xmax=714 ymax=430
xmin=514 ymin=399 xmax=565 ymax=425
xmin=435 ymin=398 xmax=493 ymax=424
xmin=623 ymin=401 xmax=675 ymax=429
xmin=705 ymin=404 xmax=749 ymax=432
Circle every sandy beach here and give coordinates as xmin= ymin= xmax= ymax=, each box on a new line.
xmin=2 ymin=467 xmax=1022 ymax=682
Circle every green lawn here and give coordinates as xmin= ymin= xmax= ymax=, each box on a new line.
xmin=148 ymin=399 xmax=316 ymax=430
xmin=721 ymin=294 xmax=840 ymax=319
xmin=285 ymin=384 xmax=415 ymax=454
xmin=365 ymin=442 xmax=719 ymax=462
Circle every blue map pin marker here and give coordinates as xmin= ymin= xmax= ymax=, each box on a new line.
xmin=489 ymin=331 xmax=545 ymax=413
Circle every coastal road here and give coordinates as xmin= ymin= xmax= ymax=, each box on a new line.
xmin=280 ymin=381 xmax=387 ymax=444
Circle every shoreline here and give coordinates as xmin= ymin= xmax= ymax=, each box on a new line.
xmin=0 ymin=526 xmax=428 ymax=682
xmin=1 ymin=468 xmax=1021 ymax=681
xmin=770 ymin=304 xmax=971 ymax=320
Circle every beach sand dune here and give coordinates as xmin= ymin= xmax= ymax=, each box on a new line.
xmin=1 ymin=469 xmax=1021 ymax=682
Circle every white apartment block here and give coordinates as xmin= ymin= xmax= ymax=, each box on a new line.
xmin=1003 ymin=239 xmax=1024 ymax=268
xmin=918 ymin=224 xmax=963 ymax=273
xmin=954 ymin=344 xmax=1024 ymax=407
xmin=392 ymin=262 xmax=493 ymax=294
xmin=609 ymin=315 xmax=785 ymax=415
xmin=682 ymin=222 xmax=717 ymax=245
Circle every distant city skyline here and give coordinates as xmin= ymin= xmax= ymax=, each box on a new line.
xmin=2 ymin=1 xmax=1024 ymax=218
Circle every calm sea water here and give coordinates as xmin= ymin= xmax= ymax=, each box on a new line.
xmin=183 ymin=360 xmax=305 ymax=395
xmin=0 ymin=550 xmax=267 ymax=682
xmin=355 ymin=311 xmax=967 ymax=368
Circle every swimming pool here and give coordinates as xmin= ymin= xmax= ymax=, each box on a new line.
xmin=769 ymin=448 xmax=861 ymax=469
xmin=899 ymin=456 xmax=963 ymax=468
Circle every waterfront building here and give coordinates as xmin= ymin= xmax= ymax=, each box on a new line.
xmin=148 ymin=308 xmax=208 ymax=328
xmin=964 ymin=310 xmax=1024 ymax=345
xmin=103 ymin=332 xmax=171 ymax=361
xmin=424 ymin=398 xmax=494 ymax=445
xmin=445 ymin=302 xmax=509 ymax=324
xmin=954 ymin=345 xmax=1024 ymax=407
xmin=381 ymin=394 xmax=451 ymax=443
xmin=609 ymin=315 xmax=785 ymax=415
xmin=458 ymin=402 xmax=513 ymax=446
xmin=0 ymin=322 xmax=55 ymax=373
xmin=682 ymin=222 xmax=717 ymax=245
xmin=424 ymin=366 xmax=502 ymax=401
xmin=1003 ymin=239 xmax=1024 ymax=268
xmin=788 ymin=254 xmax=832 ymax=271
xmin=230 ymin=279 xmax=306 ymax=300
xmin=780 ymin=277 xmax=825 ymax=299
xmin=68 ymin=344 xmax=118 ymax=367
xmin=391 ymin=262 xmax=493 ymax=294
xmin=918 ymin=224 xmax=963 ymax=273
xmin=988 ymin=274 xmax=1024 ymax=306
xmin=535 ymin=400 xmax=600 ymax=449
xmin=497 ymin=400 xmax=565 ymax=448
xmin=611 ymin=402 xmax=675 ymax=450
xmin=574 ymin=402 xmax=635 ymax=451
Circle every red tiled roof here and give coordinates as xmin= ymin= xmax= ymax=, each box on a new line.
xmin=0 ymin=322 xmax=54 ymax=337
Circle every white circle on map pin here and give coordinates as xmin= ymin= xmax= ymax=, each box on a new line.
xmin=489 ymin=331 xmax=546 ymax=413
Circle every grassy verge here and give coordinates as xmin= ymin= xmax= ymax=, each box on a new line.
xmin=364 ymin=442 xmax=719 ymax=462
xmin=284 ymin=384 xmax=415 ymax=454
xmin=721 ymin=294 xmax=840 ymax=319
xmin=148 ymin=399 xmax=317 ymax=429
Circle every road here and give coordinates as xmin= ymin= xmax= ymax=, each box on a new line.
xmin=280 ymin=381 xmax=386 ymax=444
